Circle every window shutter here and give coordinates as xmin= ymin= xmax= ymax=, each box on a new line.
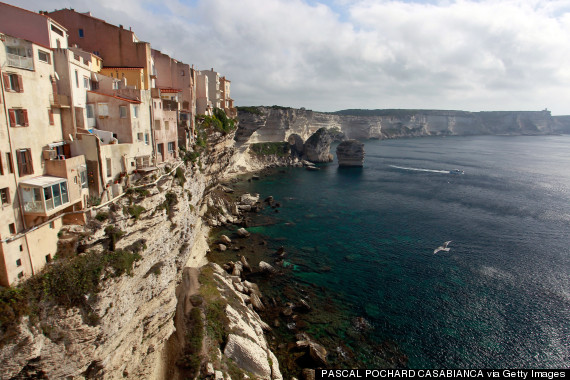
xmin=17 ymin=75 xmax=23 ymax=93
xmin=23 ymin=110 xmax=29 ymax=126
xmin=8 ymin=109 xmax=16 ymax=127
xmin=2 ymin=73 xmax=10 ymax=91
xmin=17 ymin=151 xmax=24 ymax=177
xmin=26 ymin=149 xmax=33 ymax=175
xmin=48 ymin=110 xmax=54 ymax=125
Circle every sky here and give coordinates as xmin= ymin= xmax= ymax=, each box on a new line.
xmin=7 ymin=0 xmax=570 ymax=114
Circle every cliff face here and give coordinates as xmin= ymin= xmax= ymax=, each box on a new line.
xmin=0 ymin=130 xmax=255 ymax=380
xmin=237 ymin=108 xmax=570 ymax=144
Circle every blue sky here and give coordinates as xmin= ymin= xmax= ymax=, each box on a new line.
xmin=6 ymin=0 xmax=570 ymax=114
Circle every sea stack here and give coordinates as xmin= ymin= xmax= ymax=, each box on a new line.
xmin=336 ymin=140 xmax=365 ymax=167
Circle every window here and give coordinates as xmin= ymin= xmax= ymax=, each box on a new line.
xmin=1 ymin=188 xmax=9 ymax=205
xmin=98 ymin=103 xmax=109 ymax=116
xmin=133 ymin=105 xmax=139 ymax=118
xmin=49 ymin=221 xmax=55 ymax=229
xmin=38 ymin=50 xmax=50 ymax=63
xmin=6 ymin=153 xmax=14 ymax=174
xmin=46 ymin=254 xmax=52 ymax=263
xmin=157 ymin=143 xmax=164 ymax=158
xmin=112 ymin=81 xmax=119 ymax=90
xmin=0 ymin=154 xmax=3 ymax=175
xmin=106 ymin=158 xmax=112 ymax=177
xmin=86 ymin=104 xmax=94 ymax=118
xmin=42 ymin=181 xmax=68 ymax=211
xmin=18 ymin=272 xmax=23 ymax=279
xmin=48 ymin=109 xmax=54 ymax=125
xmin=9 ymin=109 xmax=29 ymax=127
xmin=79 ymin=166 xmax=88 ymax=189
xmin=16 ymin=259 xmax=21 ymax=267
xmin=19 ymin=245 xmax=23 ymax=252
xmin=168 ymin=142 xmax=175 ymax=153
xmin=2 ymin=73 xmax=23 ymax=92
xmin=154 ymin=119 xmax=161 ymax=130
xmin=137 ymin=133 xmax=143 ymax=142
xmin=83 ymin=76 xmax=90 ymax=89
xmin=119 ymin=106 xmax=127 ymax=118
xmin=9 ymin=223 xmax=16 ymax=234
xmin=51 ymin=24 xmax=64 ymax=36
xmin=164 ymin=120 xmax=169 ymax=130
xmin=79 ymin=29 xmax=84 ymax=38
xmin=145 ymin=133 xmax=149 ymax=145
xmin=16 ymin=148 xmax=33 ymax=176
xmin=75 ymin=70 xmax=79 ymax=88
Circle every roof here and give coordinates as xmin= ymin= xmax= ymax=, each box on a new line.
xmin=87 ymin=90 xmax=142 ymax=104
xmin=20 ymin=175 xmax=66 ymax=187
xmin=102 ymin=67 xmax=144 ymax=70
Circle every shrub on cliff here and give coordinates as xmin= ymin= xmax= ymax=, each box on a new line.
xmin=250 ymin=142 xmax=290 ymax=157
xmin=237 ymin=106 xmax=263 ymax=115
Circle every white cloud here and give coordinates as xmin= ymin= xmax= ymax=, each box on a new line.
xmin=6 ymin=0 xmax=570 ymax=113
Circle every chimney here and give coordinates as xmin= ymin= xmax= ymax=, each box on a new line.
xmin=120 ymin=25 xmax=123 ymax=29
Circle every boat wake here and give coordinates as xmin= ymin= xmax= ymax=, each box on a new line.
xmin=389 ymin=165 xmax=451 ymax=174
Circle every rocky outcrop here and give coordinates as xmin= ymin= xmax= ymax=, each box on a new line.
xmin=288 ymin=133 xmax=305 ymax=157
xmin=210 ymin=263 xmax=282 ymax=379
xmin=336 ymin=140 xmax=365 ymax=167
xmin=237 ymin=107 xmax=570 ymax=145
xmin=303 ymin=127 xmax=334 ymax=163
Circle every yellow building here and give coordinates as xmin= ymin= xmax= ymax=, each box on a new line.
xmin=100 ymin=67 xmax=146 ymax=90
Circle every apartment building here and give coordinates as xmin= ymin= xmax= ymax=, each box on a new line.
xmin=47 ymin=8 xmax=153 ymax=90
xmin=0 ymin=31 xmax=88 ymax=286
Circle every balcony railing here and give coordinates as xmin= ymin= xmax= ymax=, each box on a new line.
xmin=6 ymin=53 xmax=34 ymax=71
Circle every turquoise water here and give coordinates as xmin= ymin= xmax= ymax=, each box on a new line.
xmin=236 ymin=135 xmax=570 ymax=368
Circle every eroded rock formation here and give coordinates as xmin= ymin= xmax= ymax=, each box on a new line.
xmin=303 ymin=127 xmax=334 ymax=163
xmin=336 ymin=140 xmax=365 ymax=167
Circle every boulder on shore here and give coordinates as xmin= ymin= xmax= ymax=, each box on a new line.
xmin=336 ymin=140 xmax=365 ymax=167
xmin=237 ymin=228 xmax=251 ymax=238
xmin=303 ymin=128 xmax=333 ymax=163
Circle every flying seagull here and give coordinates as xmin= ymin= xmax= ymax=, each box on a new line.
xmin=434 ymin=241 xmax=452 ymax=254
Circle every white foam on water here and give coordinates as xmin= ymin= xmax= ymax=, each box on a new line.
xmin=389 ymin=165 xmax=450 ymax=174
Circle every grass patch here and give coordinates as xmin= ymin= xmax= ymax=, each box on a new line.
xmin=250 ymin=142 xmax=290 ymax=157
xmin=176 ymin=307 xmax=203 ymax=377
xmin=157 ymin=192 xmax=178 ymax=221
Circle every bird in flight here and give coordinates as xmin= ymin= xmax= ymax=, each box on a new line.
xmin=434 ymin=241 xmax=452 ymax=254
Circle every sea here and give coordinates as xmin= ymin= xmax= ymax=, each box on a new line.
xmin=219 ymin=135 xmax=570 ymax=370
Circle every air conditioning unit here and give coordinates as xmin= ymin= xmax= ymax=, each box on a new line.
xmin=43 ymin=149 xmax=57 ymax=160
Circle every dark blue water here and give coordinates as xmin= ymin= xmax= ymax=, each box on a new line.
xmin=238 ymin=135 xmax=570 ymax=368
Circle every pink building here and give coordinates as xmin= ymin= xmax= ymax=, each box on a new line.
xmin=152 ymin=49 xmax=196 ymax=149
xmin=47 ymin=8 xmax=153 ymax=90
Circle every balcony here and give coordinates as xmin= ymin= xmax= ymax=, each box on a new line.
xmin=6 ymin=53 xmax=34 ymax=71
xmin=20 ymin=177 xmax=70 ymax=215
xmin=49 ymin=94 xmax=71 ymax=108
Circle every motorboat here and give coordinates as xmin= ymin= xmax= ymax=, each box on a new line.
xmin=449 ymin=169 xmax=464 ymax=175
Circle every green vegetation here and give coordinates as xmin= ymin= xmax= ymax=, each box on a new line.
xmin=175 ymin=167 xmax=186 ymax=187
xmin=176 ymin=307 xmax=203 ymax=377
xmin=183 ymin=150 xmax=201 ymax=164
xmin=157 ymin=192 xmax=178 ymax=220
xmin=197 ymin=108 xmax=237 ymax=136
xmin=127 ymin=205 xmax=146 ymax=220
xmin=0 ymin=247 xmax=143 ymax=333
xmin=104 ymin=225 xmax=125 ymax=251
xmin=199 ymin=266 xmax=229 ymax=347
xmin=95 ymin=212 xmax=109 ymax=222
xmin=236 ymin=106 xmax=263 ymax=115
xmin=250 ymin=142 xmax=290 ymax=157
xmin=270 ymin=105 xmax=292 ymax=110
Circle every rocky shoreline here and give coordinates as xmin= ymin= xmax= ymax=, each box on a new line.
xmin=204 ymin=168 xmax=408 ymax=378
